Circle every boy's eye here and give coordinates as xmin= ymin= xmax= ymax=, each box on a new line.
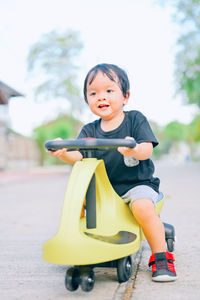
xmin=107 ymin=89 xmax=112 ymax=93
xmin=90 ymin=92 xmax=96 ymax=96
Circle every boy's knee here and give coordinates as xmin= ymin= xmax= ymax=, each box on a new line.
xmin=131 ymin=198 xmax=155 ymax=219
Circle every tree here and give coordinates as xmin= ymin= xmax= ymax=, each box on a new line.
xmin=187 ymin=115 xmax=200 ymax=142
xmin=149 ymin=120 xmax=171 ymax=159
xmin=158 ymin=0 xmax=200 ymax=108
xmin=33 ymin=114 xmax=82 ymax=166
xmin=27 ymin=29 xmax=84 ymax=112
xmin=163 ymin=121 xmax=188 ymax=141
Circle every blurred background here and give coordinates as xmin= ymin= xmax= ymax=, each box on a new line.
xmin=0 ymin=0 xmax=199 ymax=170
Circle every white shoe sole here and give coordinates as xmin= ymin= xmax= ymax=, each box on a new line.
xmin=152 ymin=275 xmax=178 ymax=282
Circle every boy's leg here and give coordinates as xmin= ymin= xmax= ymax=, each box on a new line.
xmin=131 ymin=198 xmax=166 ymax=253
xmin=80 ymin=198 xmax=86 ymax=218
xmin=131 ymin=198 xmax=177 ymax=281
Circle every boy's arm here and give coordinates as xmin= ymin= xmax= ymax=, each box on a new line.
xmin=118 ymin=137 xmax=153 ymax=160
xmin=48 ymin=149 xmax=83 ymax=164
xmin=46 ymin=138 xmax=83 ymax=164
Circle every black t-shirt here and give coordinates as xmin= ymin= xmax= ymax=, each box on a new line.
xmin=77 ymin=110 xmax=160 ymax=196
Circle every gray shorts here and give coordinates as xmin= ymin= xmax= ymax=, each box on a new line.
xmin=121 ymin=185 xmax=159 ymax=209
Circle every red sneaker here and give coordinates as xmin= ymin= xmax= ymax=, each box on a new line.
xmin=148 ymin=252 xmax=177 ymax=282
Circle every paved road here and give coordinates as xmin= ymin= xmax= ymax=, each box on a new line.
xmin=0 ymin=162 xmax=199 ymax=299
xmin=131 ymin=161 xmax=200 ymax=300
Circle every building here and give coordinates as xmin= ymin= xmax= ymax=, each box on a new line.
xmin=0 ymin=81 xmax=24 ymax=105
xmin=0 ymin=81 xmax=41 ymax=170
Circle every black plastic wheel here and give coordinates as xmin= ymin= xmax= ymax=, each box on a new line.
xmin=166 ymin=238 xmax=175 ymax=252
xmin=117 ymin=256 xmax=133 ymax=283
xmin=65 ymin=267 xmax=80 ymax=291
xmin=80 ymin=268 xmax=95 ymax=292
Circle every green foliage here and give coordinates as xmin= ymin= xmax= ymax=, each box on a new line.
xmin=157 ymin=0 xmax=200 ymax=108
xmin=152 ymin=140 xmax=172 ymax=159
xmin=174 ymin=0 xmax=200 ymax=107
xmin=187 ymin=114 xmax=200 ymax=141
xmin=149 ymin=120 xmax=169 ymax=159
xmin=150 ymin=120 xmax=187 ymax=159
xmin=163 ymin=121 xmax=188 ymax=141
xmin=178 ymin=51 xmax=200 ymax=106
xmin=33 ymin=115 xmax=82 ymax=165
xmin=150 ymin=118 xmax=200 ymax=159
xmin=27 ymin=29 xmax=84 ymax=112
xmin=155 ymin=1 xmax=200 ymax=161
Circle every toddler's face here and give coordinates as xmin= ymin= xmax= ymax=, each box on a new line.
xmin=86 ymin=71 xmax=129 ymax=120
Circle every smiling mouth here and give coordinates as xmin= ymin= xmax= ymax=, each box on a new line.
xmin=98 ymin=104 xmax=109 ymax=109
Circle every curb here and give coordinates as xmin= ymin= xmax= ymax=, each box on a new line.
xmin=113 ymin=245 xmax=144 ymax=300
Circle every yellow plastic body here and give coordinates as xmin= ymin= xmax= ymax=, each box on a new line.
xmin=43 ymin=158 xmax=164 ymax=265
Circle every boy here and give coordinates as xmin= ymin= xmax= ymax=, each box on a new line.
xmin=47 ymin=63 xmax=177 ymax=281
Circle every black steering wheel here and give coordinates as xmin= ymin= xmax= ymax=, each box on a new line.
xmin=45 ymin=138 xmax=136 ymax=152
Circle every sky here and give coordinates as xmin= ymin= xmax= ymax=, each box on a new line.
xmin=0 ymin=0 xmax=197 ymax=136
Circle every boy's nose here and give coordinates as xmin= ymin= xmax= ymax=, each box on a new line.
xmin=98 ymin=92 xmax=106 ymax=100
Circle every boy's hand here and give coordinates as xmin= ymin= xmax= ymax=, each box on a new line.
xmin=118 ymin=136 xmax=138 ymax=156
xmin=46 ymin=138 xmax=67 ymax=158
xmin=118 ymin=137 xmax=153 ymax=160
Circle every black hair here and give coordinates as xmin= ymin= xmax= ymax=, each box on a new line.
xmin=83 ymin=63 xmax=130 ymax=101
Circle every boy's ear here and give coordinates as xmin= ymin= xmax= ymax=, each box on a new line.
xmin=123 ymin=91 xmax=130 ymax=105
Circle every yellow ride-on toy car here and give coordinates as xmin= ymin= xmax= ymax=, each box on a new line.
xmin=44 ymin=138 xmax=175 ymax=292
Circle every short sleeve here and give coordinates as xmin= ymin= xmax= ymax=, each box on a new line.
xmin=66 ymin=126 xmax=88 ymax=154
xmin=77 ymin=126 xmax=88 ymax=139
xmin=76 ymin=124 xmax=95 ymax=157
xmin=133 ymin=113 xmax=158 ymax=148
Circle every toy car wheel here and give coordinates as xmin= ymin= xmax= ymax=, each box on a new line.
xmin=117 ymin=256 xmax=133 ymax=283
xmin=166 ymin=238 xmax=175 ymax=252
xmin=65 ymin=267 xmax=80 ymax=291
xmin=80 ymin=268 xmax=95 ymax=292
